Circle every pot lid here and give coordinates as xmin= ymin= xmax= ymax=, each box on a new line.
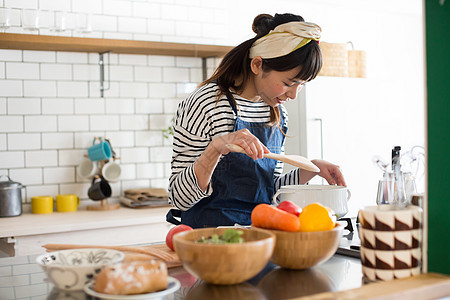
xmin=0 ymin=175 xmax=22 ymax=189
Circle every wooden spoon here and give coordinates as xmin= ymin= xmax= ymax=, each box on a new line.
xmin=225 ymin=144 xmax=320 ymax=172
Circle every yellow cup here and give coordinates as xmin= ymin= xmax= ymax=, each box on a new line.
xmin=56 ymin=194 xmax=80 ymax=212
xmin=31 ymin=196 xmax=54 ymax=214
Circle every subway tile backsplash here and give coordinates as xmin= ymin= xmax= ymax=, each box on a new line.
xmin=0 ymin=0 xmax=224 ymax=205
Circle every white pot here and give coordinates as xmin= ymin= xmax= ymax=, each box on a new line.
xmin=273 ymin=185 xmax=351 ymax=218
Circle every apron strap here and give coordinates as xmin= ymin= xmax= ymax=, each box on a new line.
xmin=166 ymin=209 xmax=182 ymax=225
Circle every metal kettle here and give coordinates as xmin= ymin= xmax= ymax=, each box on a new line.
xmin=0 ymin=175 xmax=26 ymax=217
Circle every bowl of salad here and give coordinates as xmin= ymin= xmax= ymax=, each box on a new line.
xmin=173 ymin=227 xmax=275 ymax=285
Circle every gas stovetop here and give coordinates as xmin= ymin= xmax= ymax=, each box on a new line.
xmin=336 ymin=217 xmax=361 ymax=258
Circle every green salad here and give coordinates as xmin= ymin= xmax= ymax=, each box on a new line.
xmin=197 ymin=229 xmax=244 ymax=244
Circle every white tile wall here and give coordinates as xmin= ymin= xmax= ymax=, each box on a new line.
xmin=23 ymin=51 xmax=55 ymax=63
xmin=0 ymin=152 xmax=25 ymax=169
xmin=58 ymin=115 xmax=89 ymax=132
xmin=57 ymin=81 xmax=88 ymax=97
xmin=0 ymin=135 xmax=6 ymax=151
xmin=135 ymin=98 xmax=163 ymax=114
xmin=0 ymin=98 xmax=6 ymax=114
xmin=8 ymin=98 xmax=40 ymax=115
xmin=42 ymin=98 xmax=73 ymax=114
xmin=9 ymin=168 xmax=43 ymax=185
xmin=0 ymin=116 xmax=24 ymax=132
xmin=136 ymin=162 xmax=164 ymax=178
xmin=43 ymin=167 xmax=75 ymax=184
xmin=40 ymin=64 xmax=72 ymax=80
xmin=118 ymin=16 xmax=147 ymax=33
xmin=0 ymin=0 xmax=207 ymax=200
xmin=0 ymin=50 xmax=22 ymax=61
xmin=58 ymin=149 xmax=85 ymax=166
xmin=103 ymin=0 xmax=132 ymax=16
xmin=42 ymin=133 xmax=73 ymax=149
xmin=132 ymin=2 xmax=160 ymax=19
xmin=135 ymin=131 xmax=163 ymax=147
xmin=26 ymin=150 xmax=58 ymax=167
xmin=56 ymin=52 xmax=88 ymax=64
xmin=75 ymin=98 xmax=104 ymax=114
xmin=119 ymin=82 xmax=147 ymax=98
xmin=105 ymin=98 xmax=134 ymax=114
xmin=24 ymin=81 xmax=57 ymax=97
xmin=5 ymin=62 xmax=39 ymax=80
xmin=24 ymin=116 xmax=57 ymax=132
xmin=8 ymin=133 xmax=41 ymax=150
xmin=0 ymin=0 xmax=424 ymax=213
xmin=0 ymin=80 xmax=23 ymax=97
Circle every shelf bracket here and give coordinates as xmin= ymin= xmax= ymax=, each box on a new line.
xmin=202 ymin=57 xmax=207 ymax=81
xmin=99 ymin=52 xmax=110 ymax=98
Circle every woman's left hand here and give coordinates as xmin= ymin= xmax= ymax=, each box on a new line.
xmin=311 ymin=159 xmax=347 ymax=187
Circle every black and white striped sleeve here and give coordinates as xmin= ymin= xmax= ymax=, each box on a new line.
xmin=168 ymin=84 xmax=235 ymax=210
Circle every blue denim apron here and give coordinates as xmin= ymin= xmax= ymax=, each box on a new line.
xmin=167 ymin=91 xmax=287 ymax=228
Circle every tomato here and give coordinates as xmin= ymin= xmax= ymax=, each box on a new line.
xmin=277 ymin=200 xmax=302 ymax=217
xmin=165 ymin=224 xmax=193 ymax=251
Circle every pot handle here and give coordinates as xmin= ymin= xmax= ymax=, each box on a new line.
xmin=347 ymin=189 xmax=352 ymax=201
xmin=22 ymin=184 xmax=27 ymax=203
xmin=272 ymin=189 xmax=296 ymax=205
xmin=0 ymin=174 xmax=12 ymax=182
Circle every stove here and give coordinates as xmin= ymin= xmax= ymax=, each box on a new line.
xmin=336 ymin=217 xmax=361 ymax=258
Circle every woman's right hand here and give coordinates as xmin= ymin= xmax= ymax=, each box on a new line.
xmin=194 ymin=129 xmax=268 ymax=192
xmin=210 ymin=129 xmax=269 ymax=160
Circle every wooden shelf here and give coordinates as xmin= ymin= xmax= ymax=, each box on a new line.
xmin=0 ymin=33 xmax=233 ymax=57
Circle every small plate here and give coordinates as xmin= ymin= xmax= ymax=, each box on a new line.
xmin=83 ymin=276 xmax=180 ymax=300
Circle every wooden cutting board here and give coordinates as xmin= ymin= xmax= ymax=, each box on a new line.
xmin=42 ymin=243 xmax=182 ymax=268
xmin=297 ymin=273 xmax=450 ymax=300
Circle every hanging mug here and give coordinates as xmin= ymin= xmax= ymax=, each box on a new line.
xmin=87 ymin=138 xmax=111 ymax=161
xmin=88 ymin=177 xmax=112 ymax=201
xmin=102 ymin=160 xmax=121 ymax=182
xmin=78 ymin=159 xmax=98 ymax=179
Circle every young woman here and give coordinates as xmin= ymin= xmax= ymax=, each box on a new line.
xmin=167 ymin=13 xmax=346 ymax=228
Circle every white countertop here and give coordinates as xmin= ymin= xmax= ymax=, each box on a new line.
xmin=0 ymin=206 xmax=171 ymax=238
xmin=0 ymin=206 xmax=173 ymax=256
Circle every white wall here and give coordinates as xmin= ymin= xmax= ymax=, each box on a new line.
xmin=0 ymin=0 xmax=424 ymax=212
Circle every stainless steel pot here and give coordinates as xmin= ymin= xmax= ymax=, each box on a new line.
xmin=0 ymin=175 xmax=26 ymax=217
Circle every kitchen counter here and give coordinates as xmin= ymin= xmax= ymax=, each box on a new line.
xmin=0 ymin=250 xmax=362 ymax=299
xmin=1 ymin=251 xmax=449 ymax=299
xmin=0 ymin=206 xmax=171 ymax=257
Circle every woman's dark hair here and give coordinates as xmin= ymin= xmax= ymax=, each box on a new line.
xmin=202 ymin=13 xmax=323 ymax=126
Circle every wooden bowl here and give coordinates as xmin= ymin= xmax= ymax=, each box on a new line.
xmin=173 ymin=228 xmax=275 ymax=285
xmin=257 ymin=266 xmax=334 ymax=298
xmin=257 ymin=224 xmax=343 ymax=269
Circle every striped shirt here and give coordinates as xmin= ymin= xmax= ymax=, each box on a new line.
xmin=169 ymin=82 xmax=299 ymax=211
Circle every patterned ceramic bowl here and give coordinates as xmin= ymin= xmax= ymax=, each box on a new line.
xmin=36 ymin=248 xmax=124 ymax=291
xmin=358 ymin=205 xmax=422 ymax=231
xmin=360 ymin=247 xmax=421 ymax=269
xmin=359 ymin=227 xmax=421 ymax=250
xmin=362 ymin=265 xmax=420 ymax=282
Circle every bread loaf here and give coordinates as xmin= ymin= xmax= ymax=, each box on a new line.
xmin=94 ymin=260 xmax=168 ymax=295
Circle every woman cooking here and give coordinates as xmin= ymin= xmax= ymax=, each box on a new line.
xmin=167 ymin=13 xmax=346 ymax=228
